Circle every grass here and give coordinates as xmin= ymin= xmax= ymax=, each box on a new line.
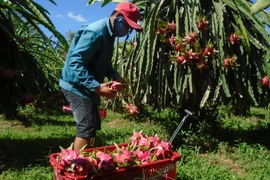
xmin=0 ymin=106 xmax=269 ymax=180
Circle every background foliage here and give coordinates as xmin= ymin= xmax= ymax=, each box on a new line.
xmin=90 ymin=0 xmax=270 ymax=115
xmin=0 ymin=0 xmax=269 ymax=118
xmin=0 ymin=0 xmax=67 ymax=117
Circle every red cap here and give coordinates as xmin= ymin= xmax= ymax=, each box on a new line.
xmin=115 ymin=2 xmax=142 ymax=32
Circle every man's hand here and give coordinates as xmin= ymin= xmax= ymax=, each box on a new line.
xmin=94 ymin=82 xmax=117 ymax=98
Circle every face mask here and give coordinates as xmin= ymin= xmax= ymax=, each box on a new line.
xmin=113 ymin=16 xmax=129 ymax=37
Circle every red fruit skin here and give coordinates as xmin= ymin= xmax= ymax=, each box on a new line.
xmin=130 ymin=131 xmax=144 ymax=145
xmin=197 ymin=20 xmax=208 ymax=32
xmin=167 ymin=22 xmax=176 ymax=34
xmin=125 ymin=104 xmax=139 ymax=116
xmin=59 ymin=149 xmax=82 ymax=166
xmin=96 ymin=152 xmax=115 ymax=172
xmin=224 ymin=58 xmax=231 ymax=69
xmin=203 ymin=47 xmax=214 ymax=57
xmin=176 ymin=56 xmax=186 ymax=65
xmin=73 ymin=158 xmax=92 ymax=176
xmin=261 ymin=76 xmax=269 ymax=86
xmin=229 ymin=33 xmax=241 ymax=44
xmin=174 ymin=43 xmax=184 ymax=52
xmin=134 ymin=149 xmax=151 ymax=164
xmin=185 ymin=32 xmax=198 ymax=44
xmin=110 ymin=81 xmax=121 ymax=92
xmin=114 ymin=147 xmax=134 ymax=167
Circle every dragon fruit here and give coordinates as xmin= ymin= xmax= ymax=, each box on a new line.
xmin=229 ymin=33 xmax=242 ymax=44
xmin=176 ymin=55 xmax=187 ymax=65
xmin=152 ymin=141 xmax=173 ymax=160
xmin=109 ymin=81 xmax=122 ymax=92
xmin=203 ymin=42 xmax=215 ymax=57
xmin=224 ymin=55 xmax=238 ymax=69
xmin=55 ymin=132 xmax=175 ymax=176
xmin=261 ymin=76 xmax=269 ymax=87
xmin=125 ymin=103 xmax=139 ymax=116
xmin=167 ymin=22 xmax=176 ymax=34
xmin=58 ymin=144 xmax=93 ymax=176
xmin=58 ymin=144 xmax=83 ymax=166
xmin=113 ymin=143 xmax=135 ymax=168
xmin=138 ymin=137 xmax=150 ymax=148
xmin=95 ymin=151 xmax=115 ymax=172
xmin=108 ymin=81 xmax=129 ymax=93
xmin=197 ymin=16 xmax=209 ymax=32
xmin=147 ymin=135 xmax=161 ymax=148
xmin=130 ymin=131 xmax=144 ymax=146
xmin=134 ymin=149 xmax=152 ymax=164
xmin=174 ymin=42 xmax=185 ymax=52
xmin=184 ymin=32 xmax=198 ymax=44
xmin=70 ymin=157 xmax=92 ymax=176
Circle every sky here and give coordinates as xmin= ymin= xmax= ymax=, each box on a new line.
xmin=38 ymin=0 xmax=269 ymax=37
xmin=38 ymin=0 xmax=118 ymax=37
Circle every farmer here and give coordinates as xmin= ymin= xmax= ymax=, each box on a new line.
xmin=59 ymin=2 xmax=142 ymax=150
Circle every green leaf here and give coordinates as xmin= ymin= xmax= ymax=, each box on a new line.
xmin=250 ymin=0 xmax=270 ymax=14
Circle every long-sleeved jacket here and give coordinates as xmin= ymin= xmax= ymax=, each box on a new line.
xmin=59 ymin=17 xmax=120 ymax=105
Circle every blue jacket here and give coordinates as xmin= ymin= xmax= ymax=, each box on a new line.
xmin=59 ymin=17 xmax=120 ymax=105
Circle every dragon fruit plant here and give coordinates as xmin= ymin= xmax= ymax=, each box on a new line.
xmin=56 ymin=131 xmax=173 ymax=177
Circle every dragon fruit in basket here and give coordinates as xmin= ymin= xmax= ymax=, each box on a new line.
xmin=56 ymin=131 xmax=173 ymax=176
xmin=57 ymin=143 xmax=92 ymax=176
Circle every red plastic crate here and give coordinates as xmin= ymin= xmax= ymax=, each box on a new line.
xmin=50 ymin=143 xmax=181 ymax=180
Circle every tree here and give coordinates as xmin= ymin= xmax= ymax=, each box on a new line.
xmin=0 ymin=0 xmax=68 ymax=116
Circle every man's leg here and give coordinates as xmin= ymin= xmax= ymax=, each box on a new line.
xmin=74 ymin=137 xmax=95 ymax=150
xmin=61 ymin=89 xmax=98 ymax=150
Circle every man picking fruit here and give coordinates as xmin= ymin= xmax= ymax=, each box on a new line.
xmin=59 ymin=2 xmax=142 ymax=150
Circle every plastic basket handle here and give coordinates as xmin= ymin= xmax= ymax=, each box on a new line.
xmin=168 ymin=109 xmax=193 ymax=143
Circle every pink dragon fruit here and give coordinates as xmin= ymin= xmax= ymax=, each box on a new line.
xmin=168 ymin=36 xmax=175 ymax=45
xmin=174 ymin=42 xmax=185 ymax=52
xmin=58 ymin=144 xmax=83 ymax=166
xmin=152 ymin=141 xmax=173 ymax=160
xmin=203 ymin=43 xmax=215 ymax=57
xmin=147 ymin=135 xmax=161 ymax=148
xmin=176 ymin=55 xmax=187 ymax=65
xmin=95 ymin=151 xmax=115 ymax=172
xmin=166 ymin=22 xmax=176 ymax=34
xmin=109 ymin=81 xmax=122 ymax=92
xmin=138 ymin=137 xmax=150 ymax=148
xmin=130 ymin=131 xmax=144 ymax=146
xmin=134 ymin=149 xmax=152 ymax=164
xmin=261 ymin=76 xmax=269 ymax=87
xmin=224 ymin=55 xmax=238 ymax=69
xmin=114 ymin=144 xmax=135 ymax=168
xmin=70 ymin=157 xmax=92 ymax=176
xmin=125 ymin=103 xmax=139 ymax=116
xmin=184 ymin=32 xmax=198 ymax=44
xmin=229 ymin=33 xmax=242 ymax=44
xmin=197 ymin=17 xmax=209 ymax=32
